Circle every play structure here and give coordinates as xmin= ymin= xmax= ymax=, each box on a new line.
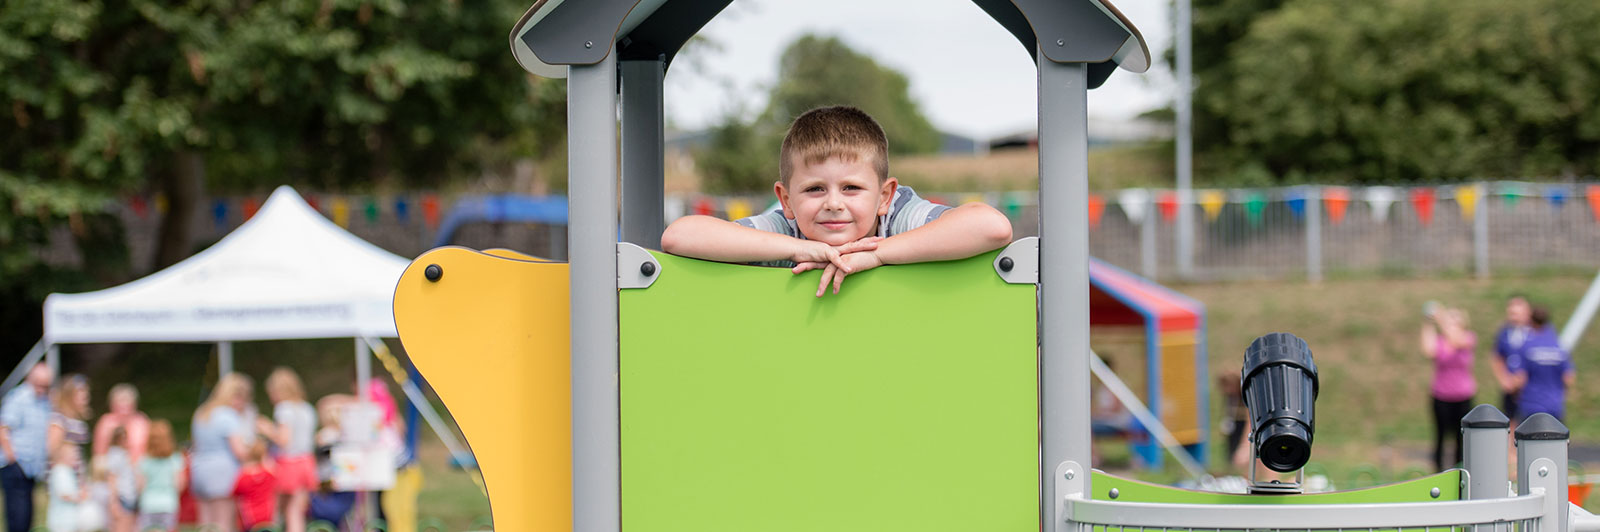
xmin=390 ymin=0 xmax=1594 ymax=531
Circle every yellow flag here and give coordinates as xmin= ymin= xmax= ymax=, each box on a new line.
xmin=332 ymin=197 xmax=351 ymax=227
xmin=726 ymin=200 xmax=752 ymax=221
xmin=1200 ymin=190 xmax=1226 ymax=221
xmin=961 ymin=194 xmax=985 ymax=206
xmin=154 ymin=194 xmax=169 ymax=215
xmin=1454 ymin=185 xmax=1479 ymax=220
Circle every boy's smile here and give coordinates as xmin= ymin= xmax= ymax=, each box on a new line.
xmin=775 ymin=156 xmax=897 ymax=246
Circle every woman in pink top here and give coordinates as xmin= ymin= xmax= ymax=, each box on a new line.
xmin=92 ymin=384 xmax=150 ymax=462
xmin=1420 ymin=306 xmax=1477 ymax=471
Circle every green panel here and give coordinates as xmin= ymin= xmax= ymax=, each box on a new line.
xmin=1091 ymin=471 xmax=1462 ymax=504
xmin=620 ymin=251 xmax=1037 ymax=532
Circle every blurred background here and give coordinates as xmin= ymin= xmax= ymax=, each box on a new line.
xmin=5 ymin=0 xmax=1600 ymax=529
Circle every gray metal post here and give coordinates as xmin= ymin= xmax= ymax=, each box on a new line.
xmin=355 ymin=338 xmax=371 ymax=402
xmin=1306 ymin=188 xmax=1322 ymax=283
xmin=218 ymin=341 xmax=233 ymax=377
xmin=1038 ymin=53 xmax=1092 ymax=529
xmin=1516 ymin=413 xmax=1569 ymax=532
xmin=1474 ymin=183 xmax=1489 ymax=279
xmin=1140 ymin=194 xmax=1157 ymax=280
xmin=620 ymin=58 xmax=666 ymax=249
xmin=46 ymin=344 xmax=59 ymax=376
xmin=569 ymin=48 xmax=621 ymax=532
xmin=1175 ymin=0 xmax=1194 ymax=281
xmin=1462 ymin=404 xmax=1510 ymax=501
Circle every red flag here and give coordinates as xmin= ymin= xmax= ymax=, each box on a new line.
xmin=1087 ymin=194 xmax=1106 ymax=228
xmin=241 ymin=197 xmax=261 ymax=220
xmin=421 ymin=194 xmax=441 ymax=228
xmin=1587 ymin=185 xmax=1600 ymax=223
xmin=306 ymin=195 xmax=321 ymax=213
xmin=1323 ymin=187 xmax=1350 ymax=225
xmin=129 ymin=195 xmax=148 ymax=217
xmin=693 ymin=198 xmax=714 ymax=216
xmin=1156 ymin=191 xmax=1179 ymax=222
xmin=1410 ymin=187 xmax=1435 ymax=226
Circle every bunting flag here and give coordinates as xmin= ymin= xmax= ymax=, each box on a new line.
xmin=1548 ymin=186 xmax=1567 ymax=208
xmin=1117 ymin=189 xmax=1148 ymax=224
xmin=1366 ymin=186 xmax=1396 ymax=222
xmin=211 ymin=199 xmax=228 ymax=228
xmin=1500 ymin=182 xmax=1524 ymax=208
xmin=305 ymin=195 xmax=321 ymax=213
xmin=128 ymin=195 xmax=149 ymax=217
xmin=1453 ymin=185 xmax=1479 ymax=220
xmin=1323 ymin=187 xmax=1350 ymax=225
xmin=927 ymin=195 xmax=949 ymax=206
xmin=1199 ymin=190 xmax=1225 ymax=222
xmin=1285 ymin=190 xmax=1306 ymax=220
xmin=421 ymin=194 xmax=441 ymax=228
xmin=154 ymin=194 xmax=169 ymax=215
xmin=1410 ymin=187 xmax=1436 ymax=226
xmin=726 ymin=200 xmax=752 ymax=221
xmin=363 ymin=198 xmax=380 ymax=224
xmin=693 ymin=198 xmax=713 ymax=216
xmin=961 ymin=194 xmax=986 ymax=206
xmin=1243 ymin=192 xmax=1266 ymax=227
xmin=1156 ymin=191 xmax=1179 ymax=223
xmin=1087 ymin=194 xmax=1106 ymax=228
xmin=1588 ymin=185 xmax=1600 ymax=222
xmin=331 ymin=197 xmax=351 ymax=227
xmin=1002 ymin=192 xmax=1025 ymax=218
xmin=242 ymin=197 xmax=261 ymax=220
xmin=394 ymin=197 xmax=411 ymax=223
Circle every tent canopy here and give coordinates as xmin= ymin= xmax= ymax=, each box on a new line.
xmin=43 ymin=186 xmax=409 ymax=344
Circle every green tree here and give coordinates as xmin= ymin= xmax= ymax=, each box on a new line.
xmin=1210 ymin=0 xmax=1600 ymax=182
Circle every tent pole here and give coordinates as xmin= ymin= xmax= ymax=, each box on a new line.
xmin=356 ymin=338 xmax=371 ymax=402
xmin=1 ymin=341 xmax=49 ymax=398
xmin=217 ymin=342 xmax=233 ymax=377
xmin=45 ymin=344 xmax=60 ymax=378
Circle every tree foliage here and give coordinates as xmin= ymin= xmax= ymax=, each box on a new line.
xmin=1196 ymin=0 xmax=1600 ymax=182
xmin=694 ymin=34 xmax=940 ymax=193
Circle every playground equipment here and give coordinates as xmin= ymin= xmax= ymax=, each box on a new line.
xmin=390 ymin=1 xmax=1595 ymax=531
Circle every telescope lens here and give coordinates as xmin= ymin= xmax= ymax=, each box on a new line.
xmin=1242 ymin=333 xmax=1319 ymax=474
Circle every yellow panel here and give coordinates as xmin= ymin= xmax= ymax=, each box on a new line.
xmin=1160 ymin=335 xmax=1200 ymax=444
xmin=392 ymin=247 xmax=571 ymax=531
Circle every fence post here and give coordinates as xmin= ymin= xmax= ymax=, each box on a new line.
xmin=1474 ymin=182 xmax=1490 ymax=279
xmin=1306 ymin=187 xmax=1322 ymax=283
xmin=1462 ymin=404 xmax=1510 ymax=504
xmin=1516 ymin=413 xmax=1569 ymax=532
xmin=1141 ymin=193 xmax=1157 ymax=279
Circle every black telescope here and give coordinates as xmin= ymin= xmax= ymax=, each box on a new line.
xmin=1241 ymin=332 xmax=1319 ymax=473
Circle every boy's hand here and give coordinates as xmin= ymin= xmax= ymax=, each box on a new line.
xmin=793 ymin=239 xmax=885 ymax=297
xmin=789 ymin=238 xmax=880 ymax=276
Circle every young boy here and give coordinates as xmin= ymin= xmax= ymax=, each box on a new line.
xmin=661 ymin=106 xmax=1013 ymax=296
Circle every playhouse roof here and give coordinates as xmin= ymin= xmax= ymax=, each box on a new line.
xmin=1089 ymin=258 xmax=1204 ymax=332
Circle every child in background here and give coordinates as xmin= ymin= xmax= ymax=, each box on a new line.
xmin=49 ymin=444 xmax=89 ymax=532
xmin=233 ymin=439 xmax=278 ymax=532
xmin=101 ymin=427 xmax=138 ymax=532
xmin=258 ymin=367 xmax=318 ymax=532
xmin=137 ymin=420 xmax=184 ymax=532
xmin=81 ymin=461 xmax=111 ymax=532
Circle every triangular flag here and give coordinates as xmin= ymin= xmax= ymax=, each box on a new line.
xmin=1499 ymin=182 xmax=1523 ymax=208
xmin=331 ymin=197 xmax=351 ymax=227
xmin=1454 ymin=185 xmax=1479 ymax=220
xmin=363 ymin=197 xmax=380 ymax=224
xmin=1410 ymin=187 xmax=1435 ymax=226
xmin=1323 ymin=187 xmax=1350 ymax=225
xmin=1002 ymin=192 xmax=1025 ymax=219
xmin=305 ymin=194 xmax=321 ymax=212
xmin=1366 ymin=186 xmax=1396 ymax=223
xmin=421 ymin=194 xmax=441 ymax=228
xmin=211 ymin=199 xmax=229 ymax=228
xmin=1286 ymin=190 xmax=1306 ymax=220
xmin=242 ymin=197 xmax=261 ymax=220
xmin=1087 ymin=194 xmax=1106 ymax=228
xmin=129 ymin=195 xmax=148 ymax=217
xmin=394 ymin=197 xmax=411 ymax=223
xmin=1244 ymin=192 xmax=1266 ymax=227
xmin=693 ymin=198 xmax=714 ymax=216
xmin=1156 ymin=191 xmax=1179 ymax=223
xmin=961 ymin=194 xmax=986 ymax=206
xmin=1118 ymin=189 xmax=1149 ymax=224
xmin=1199 ymin=190 xmax=1225 ymax=222
xmin=1587 ymin=185 xmax=1600 ymax=223
xmin=1549 ymin=186 xmax=1567 ymax=208
xmin=726 ymin=199 xmax=752 ymax=221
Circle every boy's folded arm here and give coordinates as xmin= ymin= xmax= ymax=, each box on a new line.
xmin=874 ymin=202 xmax=1013 ymax=265
xmin=661 ymin=215 xmax=804 ymax=263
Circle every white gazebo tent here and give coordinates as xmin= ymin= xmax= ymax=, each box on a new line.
xmin=8 ymin=185 xmax=469 ymax=463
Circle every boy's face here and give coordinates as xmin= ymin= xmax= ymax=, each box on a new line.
xmin=775 ymin=155 xmax=897 ymax=246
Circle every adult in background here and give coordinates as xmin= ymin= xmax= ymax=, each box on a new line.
xmin=1492 ymin=295 xmax=1533 ymax=422
xmin=1508 ymin=307 xmax=1576 ymax=423
xmin=191 ymin=373 xmax=255 ymax=532
xmin=1421 ymin=304 xmax=1476 ymax=472
xmin=0 ymin=364 xmax=55 ymax=532
xmin=47 ymin=374 xmax=93 ymax=462
xmin=93 ymin=384 xmax=150 ymax=462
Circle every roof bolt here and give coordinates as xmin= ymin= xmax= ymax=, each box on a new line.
xmin=584 ymin=40 xmax=594 ymax=49
xmin=1056 ymin=39 xmax=1065 ymax=47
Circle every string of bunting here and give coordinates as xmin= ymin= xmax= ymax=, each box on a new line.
xmin=123 ymin=192 xmax=448 ymax=229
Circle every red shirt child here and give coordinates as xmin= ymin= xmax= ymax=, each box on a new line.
xmin=234 ymin=440 xmax=278 ymax=532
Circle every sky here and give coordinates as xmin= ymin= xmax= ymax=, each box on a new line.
xmin=662 ymin=0 xmax=1176 ymax=140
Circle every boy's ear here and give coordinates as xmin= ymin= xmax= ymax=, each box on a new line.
xmin=878 ymin=177 xmax=899 ymax=216
xmin=774 ymin=181 xmax=796 ymax=220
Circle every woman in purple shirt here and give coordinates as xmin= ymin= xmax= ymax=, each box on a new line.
xmin=1508 ymin=307 xmax=1575 ymax=422
xmin=1421 ymin=306 xmax=1476 ymax=472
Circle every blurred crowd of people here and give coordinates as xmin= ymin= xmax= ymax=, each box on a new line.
xmin=0 ymin=366 xmax=403 ymax=532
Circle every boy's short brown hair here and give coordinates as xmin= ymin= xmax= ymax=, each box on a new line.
xmin=778 ymin=106 xmax=889 ymax=184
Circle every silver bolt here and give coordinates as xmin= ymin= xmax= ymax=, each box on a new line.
xmin=584 ymin=41 xmax=594 ymax=49
xmin=1064 ymin=470 xmax=1075 ymax=480
xmin=1430 ymin=487 xmax=1441 ymax=498
xmin=1109 ymin=488 xmax=1120 ymax=499
xmin=1055 ymin=39 xmax=1065 ymax=47
xmin=1539 ymin=467 xmax=1550 ymax=477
